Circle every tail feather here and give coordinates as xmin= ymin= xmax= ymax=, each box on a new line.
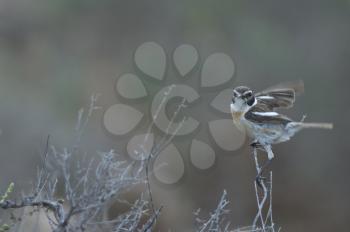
xmin=297 ymin=122 xmax=333 ymax=129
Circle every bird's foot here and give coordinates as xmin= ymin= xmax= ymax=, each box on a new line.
xmin=250 ymin=141 xmax=265 ymax=151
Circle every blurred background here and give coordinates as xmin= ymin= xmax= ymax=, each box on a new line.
xmin=0 ymin=0 xmax=349 ymax=231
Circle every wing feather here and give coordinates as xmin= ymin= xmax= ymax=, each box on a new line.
xmin=244 ymin=104 xmax=292 ymax=125
xmin=258 ymin=80 xmax=304 ymax=96
xmin=256 ymin=80 xmax=304 ymax=109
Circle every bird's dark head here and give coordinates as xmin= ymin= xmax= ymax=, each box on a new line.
xmin=232 ymin=86 xmax=255 ymax=107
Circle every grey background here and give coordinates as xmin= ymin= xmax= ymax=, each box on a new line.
xmin=0 ymin=0 xmax=349 ymax=231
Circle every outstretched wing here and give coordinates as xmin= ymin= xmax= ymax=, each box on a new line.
xmin=255 ymin=80 xmax=304 ymax=109
xmin=244 ymin=104 xmax=292 ymax=125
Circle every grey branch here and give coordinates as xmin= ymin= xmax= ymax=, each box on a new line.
xmin=195 ymin=190 xmax=231 ymax=232
xmin=0 ymin=95 xmax=157 ymax=232
xmin=251 ymin=147 xmax=275 ymax=232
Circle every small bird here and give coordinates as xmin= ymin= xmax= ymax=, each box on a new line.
xmin=230 ymin=81 xmax=333 ymax=185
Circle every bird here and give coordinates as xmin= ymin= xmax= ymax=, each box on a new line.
xmin=230 ymin=80 xmax=333 ymax=186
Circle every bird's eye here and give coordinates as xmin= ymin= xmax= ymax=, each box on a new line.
xmin=247 ymin=97 xmax=255 ymax=106
xmin=245 ymin=92 xmax=252 ymax=98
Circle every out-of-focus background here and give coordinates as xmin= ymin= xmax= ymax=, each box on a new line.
xmin=0 ymin=0 xmax=349 ymax=231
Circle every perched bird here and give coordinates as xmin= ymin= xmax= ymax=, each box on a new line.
xmin=230 ymin=81 xmax=333 ymax=185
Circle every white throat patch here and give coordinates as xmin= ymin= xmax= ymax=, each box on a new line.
xmin=230 ymin=97 xmax=257 ymax=113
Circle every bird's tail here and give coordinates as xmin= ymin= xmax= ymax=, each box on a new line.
xmin=294 ymin=122 xmax=333 ymax=129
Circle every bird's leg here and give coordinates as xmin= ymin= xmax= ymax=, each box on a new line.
xmin=255 ymin=144 xmax=274 ymax=188
xmin=255 ymin=159 xmax=273 ymax=188
xmin=250 ymin=140 xmax=265 ymax=151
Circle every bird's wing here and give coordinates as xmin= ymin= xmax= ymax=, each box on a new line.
xmin=255 ymin=80 xmax=304 ymax=109
xmin=244 ymin=104 xmax=292 ymax=125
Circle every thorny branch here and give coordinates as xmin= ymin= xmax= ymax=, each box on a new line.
xmin=138 ymin=85 xmax=187 ymax=216
xmin=232 ymin=147 xmax=278 ymax=232
xmin=0 ymin=95 xmax=161 ymax=232
xmin=194 ymin=190 xmax=231 ymax=232
xmin=251 ymin=147 xmax=275 ymax=232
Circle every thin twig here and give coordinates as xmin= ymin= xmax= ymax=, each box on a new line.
xmin=142 ymin=85 xmax=186 ymax=216
xmin=251 ymin=147 xmax=275 ymax=232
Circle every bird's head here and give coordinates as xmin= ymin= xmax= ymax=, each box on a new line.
xmin=231 ymin=86 xmax=256 ymax=112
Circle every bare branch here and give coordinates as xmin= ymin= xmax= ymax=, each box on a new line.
xmin=0 ymin=96 xmax=150 ymax=232
xmin=195 ymin=190 xmax=231 ymax=232
xmin=251 ymin=147 xmax=275 ymax=232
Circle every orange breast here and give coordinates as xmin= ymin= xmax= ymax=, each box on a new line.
xmin=231 ymin=111 xmax=245 ymax=132
xmin=232 ymin=111 xmax=243 ymax=120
